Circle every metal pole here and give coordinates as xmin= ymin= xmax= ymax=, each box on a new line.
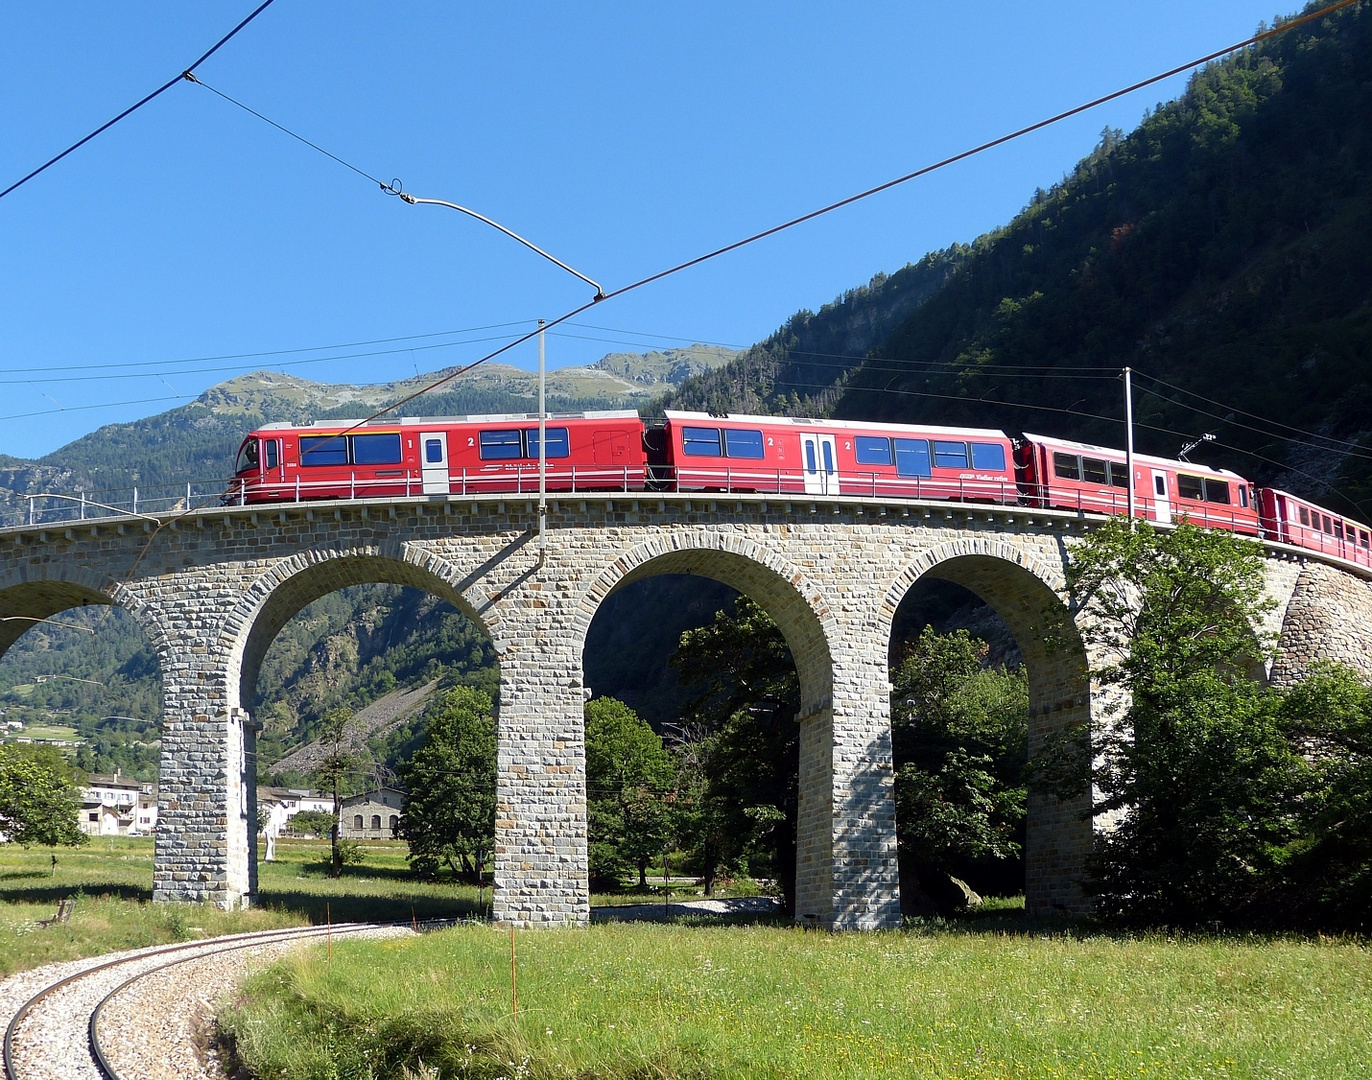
xmin=1124 ymin=367 xmax=1135 ymax=525
xmin=538 ymin=319 xmax=547 ymax=565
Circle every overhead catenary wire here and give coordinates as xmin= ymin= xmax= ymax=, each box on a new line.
xmin=0 ymin=0 xmax=279 ymax=202
xmin=173 ymin=0 xmax=1362 ymax=443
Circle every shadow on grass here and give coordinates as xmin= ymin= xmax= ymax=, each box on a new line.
xmin=253 ymin=888 xmax=488 ymax=926
xmin=0 ymin=884 xmax=152 ymax=905
xmin=0 ymin=870 xmax=50 ymax=882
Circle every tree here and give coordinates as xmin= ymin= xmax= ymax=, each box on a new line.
xmin=670 ymin=597 xmax=801 ymax=911
xmin=310 ymin=707 xmax=361 ymax=878
xmin=0 ymin=744 xmax=86 ymax=848
xmin=397 ymin=686 xmax=497 ymax=893
xmin=288 ymin=808 xmax=337 ymax=838
xmin=891 ymin=627 xmax=1028 ymax=907
xmin=1277 ymin=663 xmax=1372 ymax=930
xmin=584 ymin=697 xmax=675 ymax=889
xmin=1061 ymin=519 xmax=1301 ymax=926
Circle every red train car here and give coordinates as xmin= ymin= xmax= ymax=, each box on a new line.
xmin=1259 ymin=488 xmax=1372 ymax=568
xmin=229 ymin=411 xmax=647 ymax=503
xmin=1017 ymin=433 xmax=1261 ymax=534
xmin=654 ymin=411 xmax=1018 ymax=501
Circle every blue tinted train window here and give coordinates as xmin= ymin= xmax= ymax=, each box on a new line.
xmin=425 ymin=438 xmax=444 ymax=464
xmin=299 ymin=435 xmax=348 ymax=467
xmin=264 ymin=440 xmax=279 ymax=470
xmin=682 ymin=427 xmax=723 ymax=456
xmin=526 ymin=427 xmax=570 ymax=459
xmin=893 ymin=438 xmax=931 ymax=478
xmin=479 ymin=429 xmax=524 ymax=460
xmin=970 ymin=442 xmax=1006 ymax=471
xmin=933 ymin=441 xmax=969 ymax=469
xmin=854 ymin=436 xmax=892 ymax=465
xmin=351 ymin=433 xmax=403 ymax=465
xmin=724 ymin=428 xmax=765 ymax=459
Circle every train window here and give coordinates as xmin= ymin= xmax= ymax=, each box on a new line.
xmin=681 ymin=426 xmax=723 ymax=456
xmin=479 ymin=429 xmax=524 ymax=460
xmin=1082 ymin=458 xmax=1109 ymax=485
xmin=854 ymin=436 xmax=892 ymax=465
xmin=425 ymin=439 xmax=443 ymax=464
xmin=805 ymin=440 xmax=817 ymax=473
xmin=300 ymin=435 xmax=349 ymax=467
xmin=526 ymin=427 xmax=570 ymax=459
xmin=970 ymin=443 xmax=1006 ymax=471
xmin=264 ymin=440 xmax=279 ymax=470
xmin=1108 ymin=463 xmax=1129 ymax=488
xmin=1299 ymin=506 xmax=1311 ymax=527
xmin=1178 ymin=474 xmax=1205 ymax=500
xmin=1239 ymin=485 xmax=1249 ymax=508
xmin=1362 ymin=531 xmax=1369 ymax=549
xmin=822 ymin=440 xmax=834 ymax=474
xmin=1203 ymin=479 xmax=1230 ymax=505
xmin=236 ymin=439 xmax=258 ymax=473
xmin=1054 ymin=453 xmax=1080 ymax=480
xmin=1334 ymin=521 xmax=1344 ymax=540
xmin=893 ymin=438 xmax=931 ymax=478
xmin=1324 ymin=515 xmax=1334 ymax=534
xmin=724 ymin=428 xmax=766 ymax=459
xmin=351 ymin=433 xmax=403 ymax=465
xmin=1155 ymin=475 xmax=1166 ymax=496
xmin=933 ymin=441 xmax=968 ymax=469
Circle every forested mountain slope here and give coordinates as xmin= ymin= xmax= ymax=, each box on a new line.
xmin=838 ymin=2 xmax=1372 ymax=519
xmin=656 ymin=251 xmax=961 ymax=416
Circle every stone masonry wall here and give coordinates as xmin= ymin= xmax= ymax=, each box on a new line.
xmin=5 ymin=495 xmax=1358 ymax=924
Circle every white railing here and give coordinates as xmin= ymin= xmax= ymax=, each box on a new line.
xmin=6 ymin=470 xmax=1369 ymax=572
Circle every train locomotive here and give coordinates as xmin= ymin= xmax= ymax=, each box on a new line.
xmin=228 ymin=409 xmax=1370 ymax=569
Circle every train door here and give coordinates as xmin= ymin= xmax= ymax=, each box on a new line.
xmin=420 ymin=431 xmax=449 ymax=495
xmin=1151 ymin=469 xmax=1171 ymax=524
xmin=802 ymin=433 xmax=837 ymax=495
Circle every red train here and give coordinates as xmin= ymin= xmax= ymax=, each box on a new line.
xmin=228 ymin=409 xmax=1370 ymax=569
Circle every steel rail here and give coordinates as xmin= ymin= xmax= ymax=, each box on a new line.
xmin=86 ymin=921 xmax=392 ymax=1080
xmin=2 ymin=922 xmax=369 ymax=1080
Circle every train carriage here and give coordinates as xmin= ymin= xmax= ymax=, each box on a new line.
xmin=230 ymin=411 xmax=647 ymax=503
xmin=1017 ymin=433 xmax=1261 ymax=535
xmin=656 ymin=411 xmax=1018 ymax=501
xmin=1259 ymin=488 xmax=1372 ymax=568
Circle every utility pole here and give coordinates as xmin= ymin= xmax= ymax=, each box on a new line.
xmin=538 ymin=319 xmax=547 ymax=565
xmin=1123 ymin=366 xmax=1135 ymax=525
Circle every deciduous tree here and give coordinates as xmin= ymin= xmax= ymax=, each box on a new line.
xmin=0 ymin=744 xmax=86 ymax=848
xmin=397 ymin=686 xmax=497 ymax=893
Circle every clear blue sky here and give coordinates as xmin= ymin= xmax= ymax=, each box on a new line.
xmin=1 ymin=1 xmax=1286 ymax=459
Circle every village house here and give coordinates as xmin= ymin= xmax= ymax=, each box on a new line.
xmin=339 ymin=787 xmax=406 ymax=839
xmin=79 ymin=772 xmax=157 ymax=836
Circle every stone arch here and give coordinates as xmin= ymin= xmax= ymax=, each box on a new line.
xmin=574 ymin=532 xmax=836 ymax=717
xmin=0 ymin=561 xmax=172 ymax=662
xmin=219 ymin=541 xmax=495 ymax=713
xmin=883 ymin=537 xmax=1092 ymax=917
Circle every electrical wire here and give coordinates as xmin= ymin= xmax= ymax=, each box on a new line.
xmin=0 ymin=321 xmax=537 ymax=377
xmin=174 ymin=0 xmax=1362 ymax=440
xmin=0 ymin=0 xmax=279 ymax=202
xmin=1138 ymin=371 xmax=1372 ymax=455
xmin=1133 ymin=382 xmax=1372 ymax=465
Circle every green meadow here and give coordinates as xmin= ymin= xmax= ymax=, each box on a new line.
xmin=221 ymin=920 xmax=1372 ymax=1080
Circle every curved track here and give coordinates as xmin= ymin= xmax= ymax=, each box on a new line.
xmin=3 ymin=922 xmax=398 ymax=1080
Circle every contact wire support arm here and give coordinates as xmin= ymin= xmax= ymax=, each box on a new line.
xmin=398 ymin=193 xmax=605 ymax=301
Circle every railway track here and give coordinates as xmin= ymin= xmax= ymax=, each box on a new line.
xmin=2 ymin=921 xmax=411 ymax=1080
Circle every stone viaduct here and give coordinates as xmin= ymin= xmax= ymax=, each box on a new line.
xmin=1 ymin=490 xmax=1368 ymax=929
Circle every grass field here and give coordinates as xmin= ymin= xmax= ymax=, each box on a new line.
xmin=0 ymin=836 xmax=487 ymax=977
xmin=220 ymin=920 xmax=1372 ymax=1080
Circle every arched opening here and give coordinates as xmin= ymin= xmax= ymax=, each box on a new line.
xmin=886 ymin=547 xmax=1092 ymax=919
xmin=578 ymin=544 xmax=837 ymax=922
xmin=208 ymin=550 xmax=500 ymax=920
xmin=0 ymin=575 xmax=165 ymax=866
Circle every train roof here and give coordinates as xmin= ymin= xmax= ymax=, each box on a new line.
xmin=255 ymin=410 xmax=641 ymax=432
xmin=663 ymin=411 xmax=1011 ymax=441
xmin=1022 ymin=432 xmax=1247 ymax=481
